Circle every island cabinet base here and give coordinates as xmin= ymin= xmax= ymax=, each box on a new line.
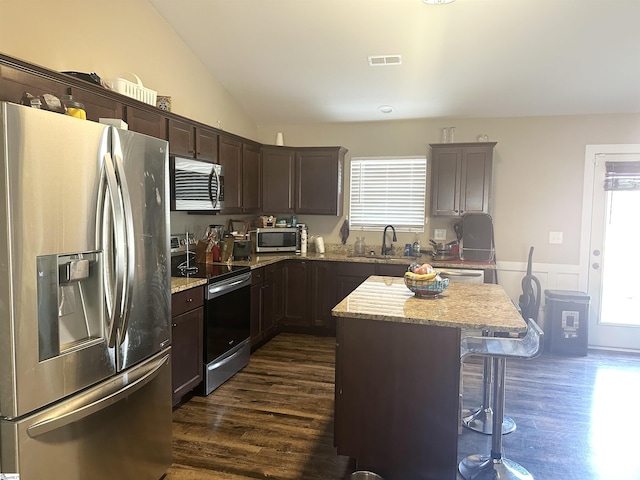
xmin=334 ymin=317 xmax=461 ymax=480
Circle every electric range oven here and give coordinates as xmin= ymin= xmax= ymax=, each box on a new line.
xmin=171 ymin=254 xmax=251 ymax=395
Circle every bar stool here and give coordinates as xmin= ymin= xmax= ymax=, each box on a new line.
xmin=458 ymin=318 xmax=544 ymax=480
xmin=461 ymin=330 xmax=516 ymax=435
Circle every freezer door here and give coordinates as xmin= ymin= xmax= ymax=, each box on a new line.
xmin=0 ymin=350 xmax=172 ymax=480
xmin=111 ymin=128 xmax=171 ymax=371
xmin=0 ymin=103 xmax=116 ymax=419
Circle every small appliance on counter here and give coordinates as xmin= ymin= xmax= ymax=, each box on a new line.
xmin=251 ymin=227 xmax=299 ymax=253
xmin=459 ymin=213 xmax=495 ymax=262
xmin=233 ymin=239 xmax=252 ymax=260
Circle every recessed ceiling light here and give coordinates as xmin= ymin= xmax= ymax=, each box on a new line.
xmin=378 ymin=105 xmax=394 ymax=114
xmin=423 ymin=0 xmax=455 ymax=4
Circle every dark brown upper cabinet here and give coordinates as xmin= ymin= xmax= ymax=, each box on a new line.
xmin=295 ymin=147 xmax=346 ymax=215
xmin=0 ymin=55 xmax=346 ymax=218
xmin=261 ymin=146 xmax=346 ymax=216
xmin=124 ymin=105 xmax=168 ymax=140
xmin=430 ymin=142 xmax=495 ymax=217
xmin=219 ymin=135 xmax=262 ymax=214
xmin=168 ymin=118 xmax=218 ymax=163
xmin=242 ymin=143 xmax=261 ymax=214
xmin=0 ymin=64 xmax=68 ymax=104
xmin=262 ymin=147 xmax=296 ymax=214
xmin=67 ymin=87 xmax=124 ymax=122
xmin=196 ymin=127 xmax=218 ymax=163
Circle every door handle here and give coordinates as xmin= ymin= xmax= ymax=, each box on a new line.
xmin=27 ymin=353 xmax=169 ymax=438
xmin=110 ymin=128 xmax=135 ymax=344
xmin=99 ymin=152 xmax=126 ymax=348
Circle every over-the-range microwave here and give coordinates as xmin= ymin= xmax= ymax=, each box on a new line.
xmin=170 ymin=156 xmax=224 ymax=211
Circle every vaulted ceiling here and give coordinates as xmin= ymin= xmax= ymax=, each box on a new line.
xmin=148 ymin=0 xmax=640 ymax=125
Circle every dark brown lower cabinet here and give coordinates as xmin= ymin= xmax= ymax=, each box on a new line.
xmin=171 ymin=287 xmax=204 ymax=406
xmin=251 ymin=263 xmax=284 ymax=348
xmin=336 ymin=261 xmax=411 ymax=301
xmin=309 ymin=261 xmax=338 ymax=330
xmin=335 ymin=316 xmax=461 ymax=480
xmin=282 ymin=260 xmax=309 ymax=328
xmin=280 ymin=260 xmax=412 ymax=335
xmin=281 ymin=260 xmax=338 ymax=334
xmin=336 ymin=262 xmax=375 ymax=303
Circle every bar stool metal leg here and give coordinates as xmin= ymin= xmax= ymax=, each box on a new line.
xmin=462 ymin=339 xmax=516 ymax=435
xmin=459 ymin=358 xmax=533 ymax=480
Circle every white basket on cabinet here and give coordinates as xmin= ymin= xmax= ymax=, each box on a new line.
xmin=107 ymin=73 xmax=157 ymax=106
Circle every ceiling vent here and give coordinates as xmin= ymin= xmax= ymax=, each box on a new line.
xmin=368 ymin=55 xmax=402 ymax=67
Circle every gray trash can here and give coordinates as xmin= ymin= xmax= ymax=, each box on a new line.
xmin=544 ymin=290 xmax=590 ymax=356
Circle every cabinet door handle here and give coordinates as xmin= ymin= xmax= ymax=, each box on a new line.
xmin=172 ymin=323 xmax=177 ymax=327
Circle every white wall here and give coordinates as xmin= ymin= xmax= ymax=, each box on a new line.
xmin=4 ymin=0 xmax=640 ymax=310
xmin=257 ymin=114 xmax=640 ymax=268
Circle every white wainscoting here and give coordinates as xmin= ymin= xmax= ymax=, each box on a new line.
xmin=495 ymin=260 xmax=583 ymax=334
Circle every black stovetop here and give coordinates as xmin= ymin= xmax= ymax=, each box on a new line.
xmin=171 ymin=255 xmax=250 ymax=283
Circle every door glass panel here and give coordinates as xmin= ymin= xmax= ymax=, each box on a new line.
xmin=600 ymin=189 xmax=640 ymax=326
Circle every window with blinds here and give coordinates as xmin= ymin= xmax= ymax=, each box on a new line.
xmin=604 ymin=161 xmax=640 ymax=191
xmin=349 ymin=157 xmax=427 ymax=232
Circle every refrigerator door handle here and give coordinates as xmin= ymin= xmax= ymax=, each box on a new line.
xmin=26 ymin=352 xmax=170 ymax=438
xmin=99 ymin=151 xmax=127 ymax=348
xmin=111 ymin=128 xmax=135 ymax=342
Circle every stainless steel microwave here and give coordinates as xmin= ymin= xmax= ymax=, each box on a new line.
xmin=251 ymin=227 xmax=299 ymax=253
xmin=170 ymin=156 xmax=224 ymax=211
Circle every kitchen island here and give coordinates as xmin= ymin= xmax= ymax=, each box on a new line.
xmin=331 ymin=276 xmax=525 ymax=480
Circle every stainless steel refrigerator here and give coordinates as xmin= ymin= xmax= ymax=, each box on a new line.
xmin=0 ymin=102 xmax=172 ymax=479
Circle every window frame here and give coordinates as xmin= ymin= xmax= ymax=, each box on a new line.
xmin=348 ymin=155 xmax=427 ymax=233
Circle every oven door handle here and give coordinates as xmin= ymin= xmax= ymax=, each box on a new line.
xmin=207 ymin=345 xmax=247 ymax=372
xmin=207 ymin=272 xmax=251 ymax=300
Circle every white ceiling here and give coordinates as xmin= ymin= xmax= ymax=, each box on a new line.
xmin=148 ymin=0 xmax=640 ymax=126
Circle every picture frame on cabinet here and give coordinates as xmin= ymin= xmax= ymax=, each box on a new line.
xmin=157 ymin=95 xmax=172 ymax=111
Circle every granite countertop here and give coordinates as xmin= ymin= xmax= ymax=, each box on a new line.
xmin=170 ymin=251 xmax=496 ymax=294
xmin=212 ymin=251 xmax=496 ymax=270
xmin=332 ymin=275 xmax=525 ymax=333
xmin=171 ymin=276 xmax=207 ymax=294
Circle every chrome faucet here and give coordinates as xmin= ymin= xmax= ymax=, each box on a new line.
xmin=381 ymin=225 xmax=397 ymax=256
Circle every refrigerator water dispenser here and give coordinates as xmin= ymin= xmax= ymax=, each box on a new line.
xmin=37 ymin=252 xmax=104 ymax=360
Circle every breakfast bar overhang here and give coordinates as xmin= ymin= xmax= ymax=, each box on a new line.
xmin=331 ymin=276 xmax=526 ymax=480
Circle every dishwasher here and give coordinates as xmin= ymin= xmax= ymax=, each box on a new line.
xmin=439 ymin=268 xmax=485 ymax=283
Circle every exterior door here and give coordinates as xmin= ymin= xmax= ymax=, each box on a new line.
xmin=584 ymin=145 xmax=640 ymax=350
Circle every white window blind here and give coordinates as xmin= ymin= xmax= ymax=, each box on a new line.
xmin=349 ymin=157 xmax=427 ymax=232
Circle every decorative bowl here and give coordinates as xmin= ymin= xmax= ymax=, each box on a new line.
xmin=404 ymin=274 xmax=450 ymax=298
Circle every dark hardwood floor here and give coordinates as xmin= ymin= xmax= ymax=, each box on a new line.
xmin=166 ymin=333 xmax=640 ymax=480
